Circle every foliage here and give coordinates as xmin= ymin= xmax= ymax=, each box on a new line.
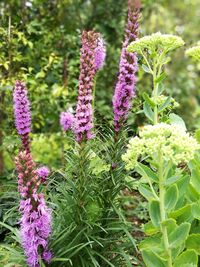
xmin=123 ymin=33 xmax=200 ymax=266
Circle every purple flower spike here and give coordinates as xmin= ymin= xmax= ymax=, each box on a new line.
xmin=94 ymin=36 xmax=106 ymax=70
xmin=74 ymin=31 xmax=103 ymax=143
xmin=60 ymin=111 xmax=74 ymax=131
xmin=36 ymin=166 xmax=50 ymax=184
xmin=13 ymin=81 xmax=31 ymax=152
xmin=15 ymin=152 xmax=52 ymax=267
xmin=113 ymin=0 xmax=140 ymax=132
xmin=20 ymin=194 xmax=52 ymax=267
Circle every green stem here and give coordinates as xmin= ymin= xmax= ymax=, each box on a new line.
xmin=158 ymin=152 xmax=173 ymax=267
xmin=152 ymin=60 xmax=159 ymax=124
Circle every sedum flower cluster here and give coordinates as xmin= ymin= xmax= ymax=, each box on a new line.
xmin=127 ymin=32 xmax=185 ymax=54
xmin=150 ymin=95 xmax=179 ymax=108
xmin=122 ymin=123 xmax=200 ymax=170
xmin=186 ymin=45 xmax=200 ymax=61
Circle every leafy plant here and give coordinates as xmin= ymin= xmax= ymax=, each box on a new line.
xmin=123 ymin=33 xmax=200 ymax=266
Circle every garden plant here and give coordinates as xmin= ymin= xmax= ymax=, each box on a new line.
xmin=1 ymin=0 xmax=200 ymax=267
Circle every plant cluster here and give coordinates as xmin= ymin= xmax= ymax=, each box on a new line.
xmin=1 ymin=1 xmax=200 ymax=267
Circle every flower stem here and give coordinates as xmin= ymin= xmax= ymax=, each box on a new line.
xmin=152 ymin=65 xmax=159 ymax=125
xmin=158 ymin=152 xmax=173 ymax=267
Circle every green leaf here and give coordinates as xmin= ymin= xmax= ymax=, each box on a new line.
xmin=187 ymin=184 xmax=199 ymax=202
xmin=164 ymin=184 xmax=178 ymax=210
xmin=142 ymin=250 xmax=167 ymax=267
xmin=142 ymin=92 xmax=155 ymax=108
xmin=195 ymin=129 xmax=200 ymax=144
xmin=143 ymin=102 xmax=154 ymax=122
xmin=170 ymin=204 xmax=192 ymax=223
xmin=35 ymin=70 xmax=45 ymax=79
xmin=149 ymin=200 xmax=161 ymax=227
xmin=158 ymin=96 xmax=171 ymax=112
xmin=191 ymin=201 xmax=200 ymax=219
xmin=143 ymin=221 xmax=159 ymax=235
xmin=138 ymin=184 xmax=155 ymax=201
xmin=155 ymin=72 xmax=167 ymax=84
xmin=139 ymin=235 xmax=163 ymax=252
xmin=169 ymin=222 xmax=190 ymax=248
xmin=191 ymin=168 xmax=200 ymax=191
xmin=157 ymin=84 xmax=164 ymax=95
xmin=173 ymin=249 xmax=198 ymax=267
xmin=136 ymin=163 xmax=158 ymax=183
xmin=169 ymin=113 xmax=186 ymax=130
xmin=161 ymin=218 xmax=177 ymax=234
xmin=165 ymin=175 xmax=180 ymax=186
xmin=142 ymin=64 xmax=152 ymax=73
xmin=186 ymin=234 xmax=200 ymax=254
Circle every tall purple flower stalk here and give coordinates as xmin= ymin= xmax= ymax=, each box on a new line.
xmin=113 ymin=0 xmax=140 ymax=132
xmin=13 ymin=81 xmax=52 ymax=267
xmin=74 ymin=31 xmax=106 ymax=143
xmin=13 ymin=81 xmax=31 ymax=152
xmin=15 ymin=152 xmax=52 ymax=267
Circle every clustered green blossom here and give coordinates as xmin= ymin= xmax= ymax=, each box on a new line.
xmin=127 ymin=32 xmax=185 ymax=54
xmin=150 ymin=95 xmax=179 ymax=108
xmin=122 ymin=123 xmax=200 ymax=170
xmin=186 ymin=45 xmax=200 ymax=61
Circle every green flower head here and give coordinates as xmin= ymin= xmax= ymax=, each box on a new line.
xmin=122 ymin=123 xmax=199 ymax=170
xmin=186 ymin=45 xmax=200 ymax=62
xmin=127 ymin=32 xmax=185 ymax=54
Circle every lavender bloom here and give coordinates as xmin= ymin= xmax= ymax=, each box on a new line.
xmin=94 ymin=37 xmax=106 ymax=70
xmin=13 ymin=81 xmax=31 ymax=152
xmin=60 ymin=111 xmax=74 ymax=131
xmin=113 ymin=0 xmax=140 ymax=132
xmin=36 ymin=166 xmax=50 ymax=184
xmin=74 ymin=31 xmax=102 ymax=143
xmin=20 ymin=194 xmax=52 ymax=267
xmin=15 ymin=152 xmax=52 ymax=267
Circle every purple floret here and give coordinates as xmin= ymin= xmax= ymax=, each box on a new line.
xmin=60 ymin=111 xmax=74 ymax=131
xmin=36 ymin=166 xmax=50 ymax=183
xmin=94 ymin=37 xmax=106 ymax=70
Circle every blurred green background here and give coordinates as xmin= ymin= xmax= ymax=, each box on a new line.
xmin=0 ymin=0 xmax=200 ymax=176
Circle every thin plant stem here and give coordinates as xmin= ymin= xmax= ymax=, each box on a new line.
xmin=158 ymin=151 xmax=173 ymax=267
